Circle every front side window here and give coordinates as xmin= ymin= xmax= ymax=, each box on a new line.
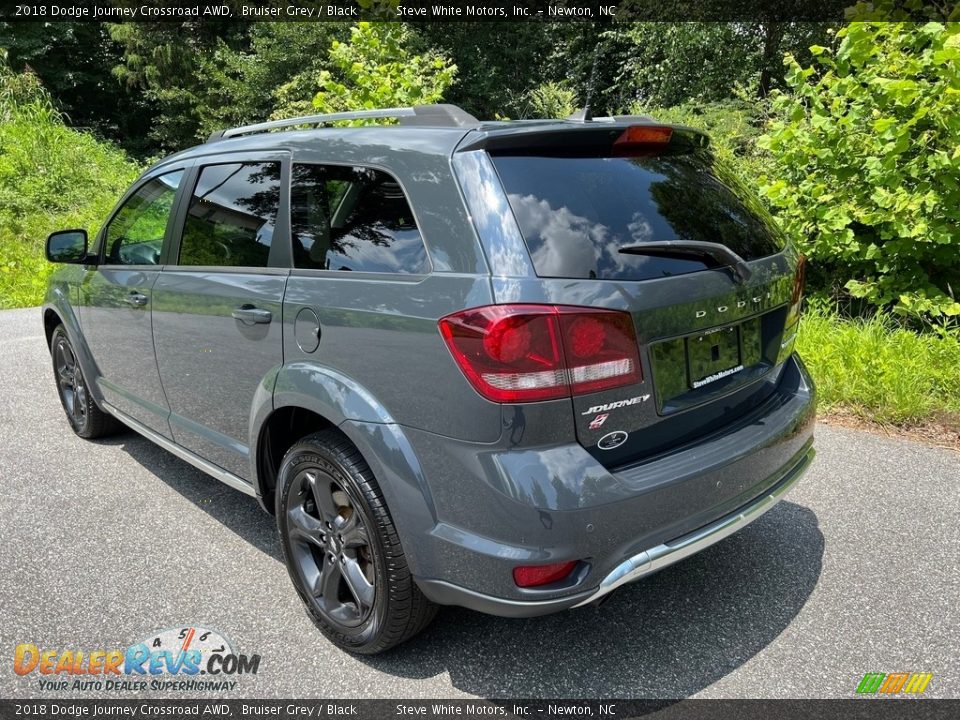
xmin=179 ymin=162 xmax=281 ymax=268
xmin=290 ymin=164 xmax=429 ymax=274
xmin=103 ymin=170 xmax=183 ymax=266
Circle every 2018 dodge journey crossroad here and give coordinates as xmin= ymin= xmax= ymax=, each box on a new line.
xmin=42 ymin=104 xmax=816 ymax=653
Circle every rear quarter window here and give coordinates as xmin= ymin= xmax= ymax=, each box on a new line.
xmin=491 ymin=149 xmax=785 ymax=281
xmin=290 ymin=164 xmax=429 ymax=274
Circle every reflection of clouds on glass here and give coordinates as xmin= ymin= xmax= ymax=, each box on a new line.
xmin=627 ymin=212 xmax=653 ymax=243
xmin=508 ymin=193 xmax=604 ymax=278
xmin=327 ymin=231 xmax=425 ymax=273
xmin=454 ymin=152 xmax=532 ymax=276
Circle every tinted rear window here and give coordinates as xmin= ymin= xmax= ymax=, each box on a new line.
xmin=491 ymin=150 xmax=785 ymax=281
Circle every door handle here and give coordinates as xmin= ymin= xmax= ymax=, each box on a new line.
xmin=232 ymin=305 xmax=273 ymax=324
xmin=124 ymin=292 xmax=149 ymax=307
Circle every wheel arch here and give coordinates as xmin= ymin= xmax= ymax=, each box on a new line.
xmin=42 ymin=302 xmax=105 ymax=406
xmin=251 ymin=365 xmax=436 ymax=577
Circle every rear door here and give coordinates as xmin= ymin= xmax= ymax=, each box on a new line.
xmin=461 ymin=126 xmax=804 ymax=467
xmin=151 ymin=153 xmax=289 ymax=481
xmin=80 ymin=168 xmax=186 ymax=436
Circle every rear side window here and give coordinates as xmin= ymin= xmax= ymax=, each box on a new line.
xmin=290 ymin=164 xmax=429 ymax=274
xmin=179 ymin=162 xmax=281 ymax=268
xmin=490 ymin=150 xmax=785 ymax=281
xmin=103 ymin=170 xmax=183 ymax=266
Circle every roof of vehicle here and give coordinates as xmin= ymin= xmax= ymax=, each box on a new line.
xmin=144 ymin=104 xmax=707 ymax=177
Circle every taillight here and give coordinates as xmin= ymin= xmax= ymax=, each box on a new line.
xmin=438 ymin=305 xmax=642 ymax=403
xmin=513 ymin=561 xmax=578 ymax=588
xmin=791 ymin=254 xmax=807 ymax=307
xmin=612 ymin=125 xmax=673 ymax=156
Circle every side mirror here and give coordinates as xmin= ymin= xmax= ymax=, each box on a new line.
xmin=46 ymin=230 xmax=89 ymax=264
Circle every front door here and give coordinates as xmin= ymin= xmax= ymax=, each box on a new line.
xmin=152 ymin=156 xmax=288 ymax=481
xmin=80 ymin=169 xmax=185 ymax=436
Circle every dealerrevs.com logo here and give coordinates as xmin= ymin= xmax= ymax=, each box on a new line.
xmin=14 ymin=626 xmax=260 ymax=692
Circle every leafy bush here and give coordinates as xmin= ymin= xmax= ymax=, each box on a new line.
xmin=759 ymin=22 xmax=960 ymax=324
xmin=0 ymin=56 xmax=140 ymax=308
xmin=522 ymin=81 xmax=578 ymax=119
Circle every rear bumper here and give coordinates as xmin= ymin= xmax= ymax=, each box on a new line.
xmin=417 ymin=443 xmax=813 ymax=617
xmin=402 ymin=353 xmax=817 ymax=615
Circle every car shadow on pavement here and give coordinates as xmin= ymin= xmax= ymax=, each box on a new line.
xmin=102 ymin=429 xmax=283 ymax=561
xmin=363 ymin=501 xmax=824 ymax=699
xmin=107 ymin=429 xmax=823 ymax=699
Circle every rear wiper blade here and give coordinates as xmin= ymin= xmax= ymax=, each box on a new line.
xmin=617 ymin=240 xmax=752 ymax=284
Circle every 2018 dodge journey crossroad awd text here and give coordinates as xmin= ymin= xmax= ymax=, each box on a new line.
xmin=42 ymin=104 xmax=816 ymax=653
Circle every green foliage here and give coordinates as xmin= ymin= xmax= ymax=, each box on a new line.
xmin=0 ymin=22 xmax=150 ymax=152
xmin=759 ymin=22 xmax=960 ymax=323
xmin=522 ymin=81 xmax=578 ymax=119
xmin=797 ymin=308 xmax=960 ymax=424
xmin=636 ymin=98 xmax=774 ymax=187
xmin=197 ymin=23 xmax=348 ymax=138
xmin=0 ymin=58 xmax=139 ymax=308
xmin=108 ymin=21 xmax=247 ymax=152
xmin=413 ymin=23 xmax=563 ymax=119
xmin=289 ymin=23 xmax=456 ymax=119
xmin=610 ymin=23 xmax=836 ymax=109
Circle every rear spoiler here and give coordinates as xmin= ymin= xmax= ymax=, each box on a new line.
xmin=455 ymin=121 xmax=710 ymax=154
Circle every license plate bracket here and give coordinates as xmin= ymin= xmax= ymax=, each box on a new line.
xmin=686 ymin=325 xmax=742 ymax=389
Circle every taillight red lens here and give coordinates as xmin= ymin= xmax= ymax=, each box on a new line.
xmin=557 ymin=308 xmax=642 ymax=395
xmin=513 ymin=561 xmax=578 ymax=588
xmin=438 ymin=305 xmax=642 ymax=403
xmin=791 ymin=255 xmax=807 ymax=306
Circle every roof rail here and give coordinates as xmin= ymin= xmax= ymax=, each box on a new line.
xmin=207 ymin=104 xmax=479 ymax=142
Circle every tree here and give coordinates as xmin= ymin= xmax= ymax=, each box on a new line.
xmin=0 ymin=21 xmax=152 ymax=153
xmin=413 ymin=22 xmax=561 ymax=119
xmin=276 ymin=23 xmax=456 ymax=120
xmin=195 ymin=23 xmax=348 ymax=137
xmin=108 ymin=21 xmax=248 ymax=152
xmin=609 ymin=22 xmax=835 ymax=108
xmin=759 ymin=22 xmax=960 ymax=323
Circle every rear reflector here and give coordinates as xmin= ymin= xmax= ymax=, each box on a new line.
xmin=439 ymin=305 xmax=642 ymax=403
xmin=513 ymin=561 xmax=578 ymax=588
xmin=613 ymin=125 xmax=673 ymax=156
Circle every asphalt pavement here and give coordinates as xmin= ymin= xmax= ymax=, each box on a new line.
xmin=1 ymin=306 xmax=957 ymax=699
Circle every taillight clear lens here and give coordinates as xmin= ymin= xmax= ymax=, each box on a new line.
xmin=513 ymin=561 xmax=578 ymax=588
xmin=439 ymin=305 xmax=642 ymax=403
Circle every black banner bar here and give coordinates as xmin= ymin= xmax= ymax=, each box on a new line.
xmin=0 ymin=0 xmax=941 ymax=23
xmin=1 ymin=700 xmax=959 ymax=720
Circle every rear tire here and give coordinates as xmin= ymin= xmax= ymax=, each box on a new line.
xmin=276 ymin=429 xmax=437 ymax=654
xmin=50 ymin=325 xmax=120 ymax=439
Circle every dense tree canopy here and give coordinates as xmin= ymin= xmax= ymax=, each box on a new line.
xmin=1 ymin=20 xmax=838 ymax=154
xmin=3 ymin=19 xmax=958 ymax=326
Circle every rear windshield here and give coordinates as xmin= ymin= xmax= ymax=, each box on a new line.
xmin=490 ymin=149 xmax=785 ymax=281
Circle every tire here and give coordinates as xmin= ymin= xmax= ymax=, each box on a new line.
xmin=50 ymin=325 xmax=120 ymax=439
xmin=276 ymin=429 xmax=437 ymax=654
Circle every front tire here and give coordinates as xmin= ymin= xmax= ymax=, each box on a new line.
xmin=50 ymin=325 xmax=120 ymax=439
xmin=276 ymin=429 xmax=437 ymax=654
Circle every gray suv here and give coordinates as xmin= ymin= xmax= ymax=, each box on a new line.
xmin=42 ymin=104 xmax=816 ymax=654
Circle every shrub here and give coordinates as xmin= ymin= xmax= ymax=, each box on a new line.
xmin=522 ymin=81 xmax=578 ymax=119
xmin=759 ymin=22 xmax=960 ymax=324
xmin=0 ymin=57 xmax=140 ymax=308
